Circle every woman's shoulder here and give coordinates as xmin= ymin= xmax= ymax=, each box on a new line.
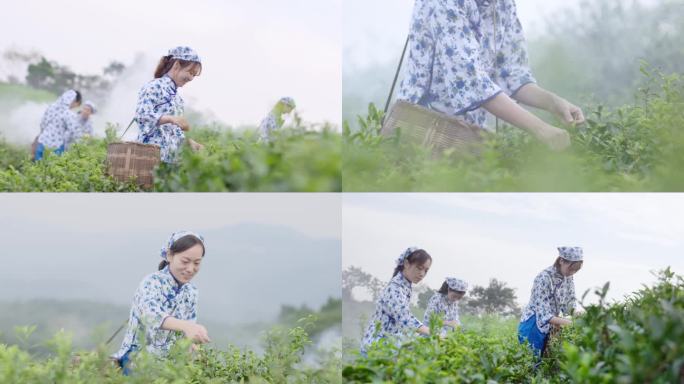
xmin=137 ymin=269 xmax=168 ymax=288
xmin=388 ymin=274 xmax=411 ymax=291
xmin=184 ymin=282 xmax=199 ymax=295
xmin=427 ymin=292 xmax=443 ymax=305
xmin=139 ymin=77 xmax=168 ymax=94
xmin=534 ymin=267 xmax=554 ymax=283
xmin=140 ymin=269 xmax=158 ymax=281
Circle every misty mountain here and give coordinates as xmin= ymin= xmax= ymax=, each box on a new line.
xmin=0 ymin=221 xmax=341 ymax=325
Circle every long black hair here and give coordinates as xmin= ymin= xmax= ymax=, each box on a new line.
xmin=158 ymin=234 xmax=206 ymax=270
xmin=392 ymin=249 xmax=432 ymax=277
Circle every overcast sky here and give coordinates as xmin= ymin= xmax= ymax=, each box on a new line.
xmin=343 ymin=193 xmax=684 ymax=306
xmin=0 ymin=194 xmax=341 ymax=324
xmin=1 ymin=0 xmax=341 ymax=127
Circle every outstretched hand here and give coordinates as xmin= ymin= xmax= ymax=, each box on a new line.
xmin=536 ymin=125 xmax=571 ymax=151
xmin=182 ymin=323 xmax=211 ymax=344
xmin=552 ymin=96 xmax=585 ymax=126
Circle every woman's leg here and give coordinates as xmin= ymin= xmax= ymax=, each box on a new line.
xmin=34 ymin=143 xmax=45 ymax=161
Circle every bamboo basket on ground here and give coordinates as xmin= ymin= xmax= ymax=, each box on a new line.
xmin=381 ymin=100 xmax=487 ymax=155
xmin=106 ymin=142 xmax=160 ymax=190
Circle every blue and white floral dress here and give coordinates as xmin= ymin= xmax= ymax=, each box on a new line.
xmin=361 ymin=273 xmax=423 ymax=354
xmin=424 ymin=292 xmax=461 ymax=335
xmin=134 ymin=75 xmax=186 ymax=163
xmin=397 ymin=0 xmax=536 ymax=129
xmin=113 ymin=266 xmax=199 ymax=361
xmin=35 ymin=90 xmax=80 ymax=158
xmin=258 ymin=112 xmax=279 ymax=142
xmin=518 ymin=266 xmax=575 ymax=355
xmin=65 ymin=112 xmax=94 ymax=148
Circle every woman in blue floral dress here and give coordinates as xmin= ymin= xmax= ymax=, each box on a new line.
xmin=518 ymin=246 xmax=583 ymax=357
xmin=34 ymin=89 xmax=82 ymax=160
xmin=360 ymin=247 xmax=433 ymax=355
xmin=66 ymin=101 xmax=96 ymax=149
xmin=258 ymin=97 xmax=296 ymax=142
xmin=113 ymin=231 xmax=210 ymax=374
xmin=424 ymin=277 xmax=467 ymax=336
xmin=134 ymin=46 xmax=205 ymax=164
xmin=398 ymin=0 xmax=585 ymax=151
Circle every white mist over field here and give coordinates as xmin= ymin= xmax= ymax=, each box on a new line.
xmin=0 ymin=0 xmax=342 ymax=138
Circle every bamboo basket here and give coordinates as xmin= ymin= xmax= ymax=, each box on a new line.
xmin=106 ymin=142 xmax=160 ymax=189
xmin=381 ymin=100 xmax=487 ymax=155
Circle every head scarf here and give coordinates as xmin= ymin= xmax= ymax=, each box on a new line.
xmin=160 ymin=230 xmax=205 ymax=260
xmin=168 ymin=46 xmax=202 ymax=64
xmin=396 ymin=246 xmax=420 ymax=267
xmin=557 ymin=246 xmax=583 ymax=262
xmin=278 ymin=97 xmax=296 ymax=108
xmin=83 ymin=100 xmax=97 ymax=113
xmin=445 ymin=277 xmax=468 ymax=292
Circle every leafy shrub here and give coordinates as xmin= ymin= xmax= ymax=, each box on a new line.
xmin=343 ymin=269 xmax=684 ymax=383
xmin=0 ymin=317 xmax=342 ymax=384
xmin=342 ymin=70 xmax=684 ymax=192
xmin=0 ymin=126 xmax=341 ymax=192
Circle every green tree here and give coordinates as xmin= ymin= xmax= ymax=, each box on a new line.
xmin=342 ymin=266 xmax=385 ymax=302
xmin=417 ymin=287 xmax=435 ymax=310
xmin=465 ymin=278 xmax=520 ymax=316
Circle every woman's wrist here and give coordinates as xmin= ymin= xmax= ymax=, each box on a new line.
xmin=523 ymin=119 xmax=550 ymax=138
xmin=545 ymin=93 xmax=566 ymax=115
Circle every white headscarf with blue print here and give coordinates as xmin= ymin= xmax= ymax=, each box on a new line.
xmin=160 ymin=230 xmax=205 ymax=260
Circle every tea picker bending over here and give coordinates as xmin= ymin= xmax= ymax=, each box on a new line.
xmin=258 ymin=97 xmax=296 ymax=142
xmin=33 ymin=89 xmax=82 ymax=161
xmin=518 ymin=246 xmax=583 ymax=357
xmin=398 ymin=0 xmax=585 ymax=151
xmin=360 ymin=247 xmax=432 ymax=355
xmin=112 ymin=231 xmax=210 ymax=375
xmin=424 ymin=277 xmax=467 ymax=336
xmin=66 ymin=100 xmax=96 ymax=149
xmin=135 ymin=46 xmax=205 ymax=164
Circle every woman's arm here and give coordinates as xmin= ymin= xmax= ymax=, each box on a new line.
xmin=159 ymin=115 xmax=190 ymax=131
xmin=548 ymin=316 xmax=572 ymax=327
xmin=384 ymin=285 xmax=426 ymax=335
xmin=483 ymin=92 xmax=571 ymax=151
xmin=161 ymin=317 xmax=211 ymax=343
xmin=186 ymin=138 xmax=204 ymax=151
xmin=512 ymin=84 xmax=585 ymax=125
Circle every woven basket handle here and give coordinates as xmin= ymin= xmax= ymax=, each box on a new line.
xmin=105 ymin=319 xmax=128 ymax=345
xmin=383 ymin=36 xmax=410 ymax=117
xmin=119 ymin=118 xmax=136 ymax=140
